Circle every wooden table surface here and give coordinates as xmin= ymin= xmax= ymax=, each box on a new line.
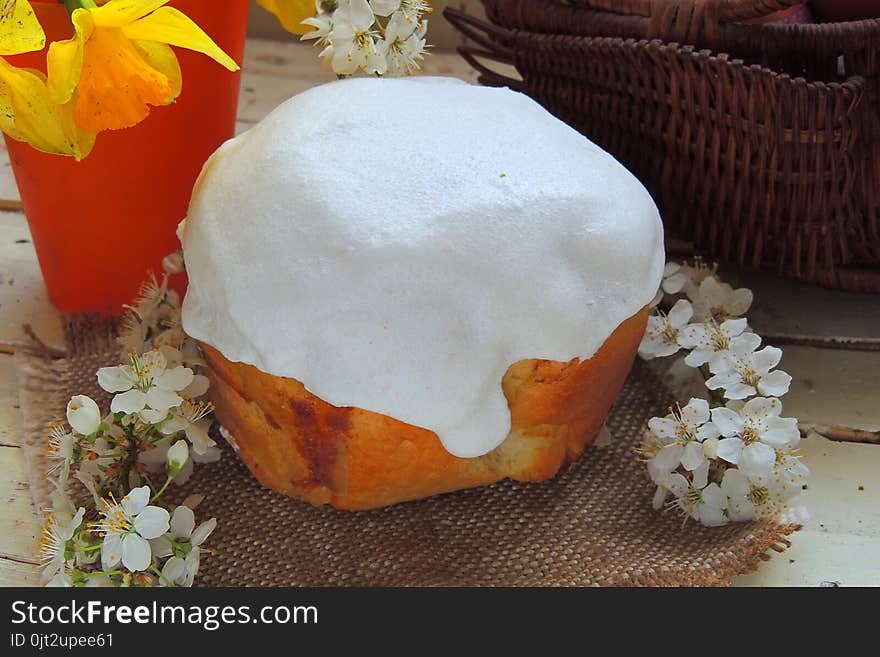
xmin=1 ymin=39 xmax=878 ymax=587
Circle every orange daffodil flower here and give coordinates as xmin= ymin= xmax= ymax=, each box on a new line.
xmin=0 ymin=0 xmax=94 ymax=159
xmin=48 ymin=0 xmax=239 ymax=134
xmin=257 ymin=0 xmax=318 ymax=36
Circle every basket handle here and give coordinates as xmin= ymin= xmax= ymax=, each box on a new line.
xmin=644 ymin=0 xmax=803 ymax=45
xmin=444 ymin=7 xmax=525 ymax=90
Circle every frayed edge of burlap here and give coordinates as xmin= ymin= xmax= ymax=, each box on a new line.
xmin=12 ymin=315 xmax=801 ymax=587
xmin=649 ymin=523 xmax=802 ymax=587
xmin=14 ymin=314 xmax=118 ymax=517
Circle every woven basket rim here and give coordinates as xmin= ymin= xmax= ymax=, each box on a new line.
xmin=483 ymin=0 xmax=880 ymax=50
xmin=531 ymin=0 xmax=880 ymax=31
xmin=501 ymin=29 xmax=870 ymax=91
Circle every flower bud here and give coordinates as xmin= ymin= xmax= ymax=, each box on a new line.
xmin=167 ymin=440 xmax=190 ymax=473
xmin=66 ymin=395 xmax=101 ymax=435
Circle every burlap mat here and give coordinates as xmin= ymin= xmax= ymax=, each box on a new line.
xmin=13 ymin=316 xmax=798 ymax=586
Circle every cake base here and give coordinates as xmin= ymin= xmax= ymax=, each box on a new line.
xmin=200 ymin=308 xmax=648 ymax=510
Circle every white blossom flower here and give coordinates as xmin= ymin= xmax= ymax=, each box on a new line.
xmin=721 ymin=466 xmax=797 ymax=522
xmin=678 ymin=257 xmax=717 ymax=297
xmin=702 ymin=436 xmax=720 ymax=460
xmin=38 ymin=508 xmax=85 ymax=579
xmin=98 ymin=349 xmax=194 ymax=418
xmin=327 ymin=0 xmax=386 ymax=75
xmin=370 ymin=0 xmax=400 ymax=15
xmin=722 ymin=448 xmax=808 ymax=522
xmin=46 ymin=571 xmax=73 ymax=587
xmin=720 ymin=468 xmax=757 ymax=521
xmin=66 ymin=395 xmax=101 ymax=436
xmin=638 ymin=299 xmax=693 ymax=359
xmin=399 ymin=0 xmax=431 ymax=17
xmin=125 ymin=273 xmax=171 ymax=326
xmin=711 ymin=397 xmax=798 ymax=476
xmin=151 ymin=312 xmax=186 ymax=353
xmin=139 ymin=440 xmax=221 ymax=486
xmin=776 ymin=449 xmax=810 ymax=492
xmin=663 ymin=465 xmax=728 ymax=527
xmin=689 ymin=276 xmax=753 ymax=322
xmin=75 ymin=464 xmax=105 ymax=507
xmin=646 ymin=398 xmax=720 ymax=475
xmin=301 ymin=8 xmax=333 ymax=46
xmin=84 ymin=575 xmax=115 ymax=587
xmin=50 ymin=485 xmax=77 ymax=517
xmin=160 ymin=550 xmax=200 ymax=588
xmin=650 ymin=261 xmax=689 ymax=307
xmin=304 ymin=0 xmax=429 ymax=77
xmin=384 ymin=13 xmax=427 ymax=76
xmin=160 ymin=400 xmax=216 ymax=455
xmin=152 ymin=505 xmax=217 ymax=588
xmin=162 ymin=251 xmax=185 ymax=275
xmin=637 ymin=429 xmax=668 ymax=484
xmin=677 ymin=317 xmax=748 ymax=368
xmin=706 ymin=333 xmax=792 ymax=399
xmin=181 ymin=373 xmax=209 ymax=400
xmin=149 ymin=346 xmax=208 ymax=398
xmin=660 ymin=262 xmax=689 ymax=295
xmin=180 ymin=339 xmax=207 ymax=370
xmin=118 ymin=274 xmax=180 ymax=355
xmin=93 ymin=486 xmax=169 ymax=572
xmin=749 ymin=448 xmax=810 ymax=514
xmin=45 ymin=423 xmax=76 ymax=482
xmin=652 ymin=485 xmax=669 ymax=510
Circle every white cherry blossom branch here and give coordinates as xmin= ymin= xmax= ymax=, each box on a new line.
xmin=637 ymin=258 xmax=808 ymax=527
xmin=37 ymin=256 xmax=218 ymax=588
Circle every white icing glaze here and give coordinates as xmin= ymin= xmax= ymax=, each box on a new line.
xmin=181 ymin=77 xmax=664 ymax=458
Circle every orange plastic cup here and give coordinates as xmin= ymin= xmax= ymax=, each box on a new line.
xmin=4 ymin=0 xmax=250 ymax=313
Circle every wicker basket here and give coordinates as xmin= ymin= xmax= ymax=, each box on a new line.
xmin=445 ymin=0 xmax=880 ymax=293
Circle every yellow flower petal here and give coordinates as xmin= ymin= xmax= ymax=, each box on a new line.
xmin=90 ymin=0 xmax=171 ymax=28
xmin=0 ymin=59 xmax=94 ymax=160
xmin=47 ymin=8 xmax=92 ymax=106
xmin=47 ymin=1 xmax=238 ymax=135
xmin=73 ymin=24 xmax=175 ymax=132
xmin=257 ymin=0 xmax=317 ymax=36
xmin=121 ymin=7 xmax=239 ymax=72
xmin=132 ymin=39 xmax=180 ymax=100
xmin=0 ymin=0 xmax=45 ymax=56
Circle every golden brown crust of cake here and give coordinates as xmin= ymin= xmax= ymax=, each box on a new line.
xmin=200 ymin=308 xmax=648 ymax=510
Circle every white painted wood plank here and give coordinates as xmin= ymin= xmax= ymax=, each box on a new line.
xmin=736 ymin=267 xmax=880 ymax=343
xmin=781 ymin=347 xmax=880 ymax=432
xmin=0 ymin=445 xmax=40 ymax=564
xmin=733 ymin=436 xmax=880 ymax=586
xmin=0 ymin=355 xmax=22 ymax=448
xmin=0 ymin=141 xmax=18 ymax=203
xmin=0 ymin=211 xmax=63 ymax=350
xmin=734 ymin=530 xmax=880 ymax=587
xmin=0 ymin=558 xmax=39 ymax=587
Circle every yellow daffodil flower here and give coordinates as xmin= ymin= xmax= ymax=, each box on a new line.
xmin=47 ymin=0 xmax=240 ymax=133
xmin=0 ymin=0 xmax=45 ymax=55
xmin=0 ymin=59 xmax=95 ymax=160
xmin=257 ymin=0 xmax=318 ymax=36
